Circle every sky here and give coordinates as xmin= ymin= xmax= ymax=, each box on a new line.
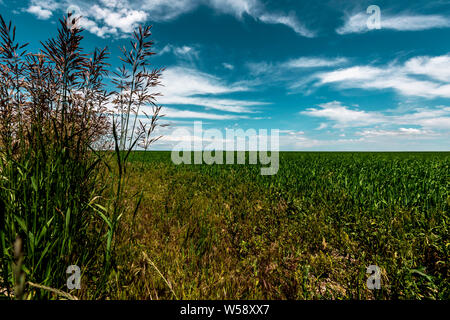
xmin=1 ymin=0 xmax=450 ymax=151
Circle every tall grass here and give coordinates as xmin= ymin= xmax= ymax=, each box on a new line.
xmin=0 ymin=14 xmax=163 ymax=299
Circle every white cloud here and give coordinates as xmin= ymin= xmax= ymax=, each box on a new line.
xmin=247 ymin=56 xmax=348 ymax=79
xmin=316 ymin=123 xmax=328 ymax=130
xmin=159 ymin=107 xmax=247 ymax=120
xmin=337 ymin=12 xmax=450 ymax=35
xmin=159 ymin=66 xmax=267 ymax=114
xmin=301 ymin=101 xmax=385 ymax=128
xmin=284 ymin=57 xmax=348 ymax=69
xmin=415 ymin=117 xmax=450 ymax=130
xmin=246 ymin=61 xmax=275 ymax=76
xmin=153 ymin=0 xmax=314 ymax=37
xmin=25 ymin=0 xmax=59 ymax=20
xmin=405 ymin=55 xmax=450 ymax=82
xmin=89 ymin=5 xmax=147 ymax=33
xmin=357 ymin=128 xmax=437 ymax=138
xmin=207 ymin=0 xmax=315 ymax=36
xmin=160 ymin=45 xmax=200 ymax=61
xmin=174 ymin=46 xmax=197 ymax=57
xmin=301 ymin=101 xmax=450 ymax=133
xmin=161 ymin=66 xmax=246 ymax=97
xmin=318 ymin=66 xmax=383 ymax=83
xmin=138 ymin=0 xmax=199 ymax=21
xmin=160 ymin=96 xmax=265 ymax=114
xmin=296 ymin=102 xmax=450 ymax=150
xmin=280 ymin=130 xmax=305 ymax=136
xmin=208 ymin=0 xmax=256 ymax=17
xmin=24 ymin=0 xmax=314 ymax=38
xmin=392 ymin=107 xmax=450 ymax=130
xmin=223 ymin=63 xmax=235 ymax=70
xmin=280 ymin=135 xmax=323 ymax=149
xmin=26 ymin=5 xmax=53 ymax=19
xmin=104 ymin=65 xmax=265 ymax=121
xmin=79 ymin=17 xmax=116 ymax=38
xmin=316 ymin=54 xmax=450 ymax=99
xmin=258 ymin=12 xmax=315 ymax=38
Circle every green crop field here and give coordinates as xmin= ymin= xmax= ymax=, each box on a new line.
xmin=102 ymin=151 xmax=449 ymax=300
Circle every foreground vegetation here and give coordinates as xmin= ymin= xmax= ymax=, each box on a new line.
xmin=107 ymin=151 xmax=449 ymax=300
xmin=0 ymin=14 xmax=163 ymax=299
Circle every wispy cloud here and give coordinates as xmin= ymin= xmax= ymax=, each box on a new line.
xmin=159 ymin=66 xmax=268 ymax=114
xmin=207 ymin=0 xmax=314 ymax=37
xmin=301 ymin=101 xmax=385 ymax=128
xmin=161 ymin=66 xmax=246 ymax=97
xmin=404 ymin=55 xmax=450 ymax=82
xmin=356 ymin=128 xmax=437 ymax=138
xmin=160 ymin=45 xmax=200 ymax=61
xmin=315 ymin=54 xmax=450 ymax=99
xmin=158 ymin=107 xmax=248 ymax=120
xmin=24 ymin=0 xmax=314 ymax=38
xmin=222 ymin=63 xmax=235 ymax=70
xmin=337 ymin=12 xmax=450 ymax=35
xmin=284 ymin=57 xmax=348 ymax=69
xmin=392 ymin=107 xmax=450 ymax=129
xmin=301 ymin=101 xmax=450 ymax=132
xmin=258 ymin=12 xmax=315 ymax=37
xmin=247 ymin=56 xmax=348 ymax=78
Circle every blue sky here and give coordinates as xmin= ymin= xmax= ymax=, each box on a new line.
xmin=1 ymin=0 xmax=450 ymax=150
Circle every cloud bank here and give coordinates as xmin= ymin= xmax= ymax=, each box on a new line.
xmin=25 ymin=0 xmax=314 ymax=38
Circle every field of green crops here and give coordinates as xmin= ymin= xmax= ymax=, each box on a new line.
xmin=106 ymin=151 xmax=449 ymax=300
